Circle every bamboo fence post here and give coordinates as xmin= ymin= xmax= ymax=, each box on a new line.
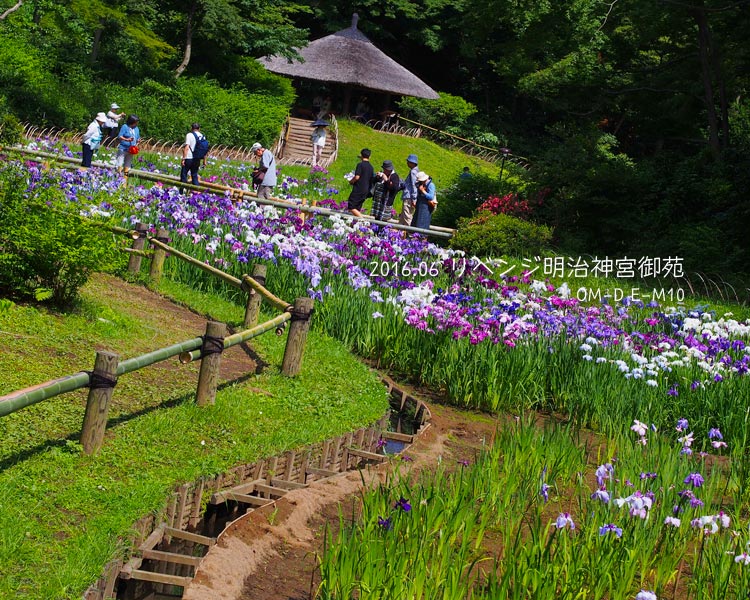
xmin=80 ymin=351 xmax=119 ymax=454
xmin=281 ymin=297 xmax=314 ymax=377
xmin=196 ymin=321 xmax=226 ymax=406
xmin=148 ymin=227 xmax=169 ymax=288
xmin=127 ymin=222 xmax=149 ymax=276
xmin=243 ymin=264 xmax=267 ymax=328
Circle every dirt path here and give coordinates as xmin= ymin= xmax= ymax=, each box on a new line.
xmin=184 ymin=404 xmax=500 ymax=600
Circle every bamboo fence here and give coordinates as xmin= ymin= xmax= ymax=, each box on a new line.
xmin=0 ymin=227 xmax=313 ymax=451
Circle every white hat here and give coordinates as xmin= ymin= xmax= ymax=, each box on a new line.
xmin=110 ymin=103 xmax=120 ymax=110
xmin=250 ymin=142 xmax=263 ymax=152
xmin=95 ymin=112 xmax=107 ymax=122
xmin=416 ymin=171 xmax=430 ymax=182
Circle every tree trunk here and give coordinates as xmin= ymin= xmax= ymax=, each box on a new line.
xmin=90 ymin=18 xmax=105 ymax=65
xmin=0 ymin=0 xmax=23 ymax=20
xmin=694 ymin=7 xmax=721 ymax=158
xmin=174 ymin=0 xmax=197 ymax=78
xmin=704 ymin=15 xmax=730 ymax=148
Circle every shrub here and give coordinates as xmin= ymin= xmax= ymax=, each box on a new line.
xmin=397 ymin=92 xmax=477 ymax=132
xmin=98 ymin=74 xmax=294 ymax=147
xmin=478 ymin=192 xmax=533 ymax=219
xmin=432 ymin=174 xmax=508 ymax=229
xmin=0 ymin=166 xmax=126 ymax=307
xmin=450 ymin=212 xmax=553 ymax=259
xmin=0 ymin=111 xmax=23 ymax=145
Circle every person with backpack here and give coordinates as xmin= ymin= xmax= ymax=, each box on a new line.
xmin=370 ymin=159 xmax=400 ymax=222
xmin=181 ymin=123 xmax=209 ymax=186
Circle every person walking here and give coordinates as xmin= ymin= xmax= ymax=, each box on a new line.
xmin=81 ymin=112 xmax=107 ymax=169
xmin=399 ymin=154 xmax=419 ymax=226
xmin=251 ymin=142 xmax=277 ymax=199
xmin=115 ymin=115 xmax=140 ymax=174
xmin=103 ymin=103 xmax=125 ymax=144
xmin=180 ymin=123 xmax=207 ymax=186
xmin=310 ymin=118 xmax=329 ymax=167
xmin=346 ymin=148 xmax=374 ymax=218
xmin=413 ymin=171 xmax=437 ymax=230
xmin=370 ymin=159 xmax=400 ymax=222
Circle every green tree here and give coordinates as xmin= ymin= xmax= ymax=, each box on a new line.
xmin=169 ymin=0 xmax=310 ymax=77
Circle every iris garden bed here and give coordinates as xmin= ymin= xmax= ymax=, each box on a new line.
xmin=4 ymin=152 xmax=750 ymax=599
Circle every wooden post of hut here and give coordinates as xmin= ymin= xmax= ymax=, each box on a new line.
xmin=148 ymin=227 xmax=169 ymax=288
xmin=127 ymin=222 xmax=149 ymax=275
xmin=196 ymin=321 xmax=226 ymax=406
xmin=243 ymin=264 xmax=267 ymax=329
xmin=281 ymin=298 xmax=314 ymax=377
xmin=80 ymin=351 xmax=119 ymax=454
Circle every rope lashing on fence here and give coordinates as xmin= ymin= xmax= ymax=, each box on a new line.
xmin=241 ymin=274 xmax=291 ymax=314
xmin=200 ymin=334 xmax=225 ymax=357
xmin=85 ymin=371 xmax=118 ymax=390
xmin=289 ymin=306 xmax=314 ymax=322
xmin=179 ymin=312 xmax=292 ymax=364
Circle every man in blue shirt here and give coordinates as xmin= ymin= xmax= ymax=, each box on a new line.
xmin=399 ymin=153 xmax=419 ymax=226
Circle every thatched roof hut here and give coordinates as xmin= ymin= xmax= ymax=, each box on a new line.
xmin=260 ymin=14 xmax=439 ymax=114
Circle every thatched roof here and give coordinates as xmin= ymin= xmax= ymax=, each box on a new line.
xmin=260 ymin=14 xmax=439 ymax=100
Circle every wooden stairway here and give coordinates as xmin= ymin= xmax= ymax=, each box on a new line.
xmin=274 ymin=116 xmax=337 ymax=167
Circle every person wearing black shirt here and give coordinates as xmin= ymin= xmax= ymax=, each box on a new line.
xmin=347 ymin=148 xmax=375 ymax=218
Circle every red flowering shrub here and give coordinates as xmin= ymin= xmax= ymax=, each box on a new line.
xmin=477 ymin=189 xmax=549 ymax=220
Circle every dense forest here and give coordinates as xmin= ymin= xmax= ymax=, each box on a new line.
xmin=1 ymin=0 xmax=749 ymax=284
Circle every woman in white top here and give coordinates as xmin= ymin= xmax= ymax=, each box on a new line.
xmin=81 ymin=112 xmax=107 ymax=168
xmin=310 ymin=118 xmax=329 ymax=167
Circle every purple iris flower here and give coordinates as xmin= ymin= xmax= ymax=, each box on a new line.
xmin=676 ymin=418 xmax=689 ymax=432
xmin=684 ymin=472 xmax=704 ymax=488
xmin=591 ymin=487 xmax=610 ymax=503
xmin=599 ymin=523 xmax=623 ymax=538
xmin=555 ymin=513 xmax=575 ymax=530
xmin=394 ymin=497 xmax=411 ymax=512
xmin=378 ymin=516 xmax=392 ymax=530
xmin=708 ymin=428 xmax=723 ymax=440
xmin=540 ymin=483 xmax=551 ymax=503
xmin=595 ymin=463 xmax=614 ymax=486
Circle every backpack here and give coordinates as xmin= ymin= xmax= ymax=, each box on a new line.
xmin=191 ymin=132 xmax=210 ymax=160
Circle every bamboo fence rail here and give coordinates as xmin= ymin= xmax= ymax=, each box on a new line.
xmin=21 ymin=123 xmax=260 ymax=163
xmin=367 ymin=113 xmax=532 ymax=169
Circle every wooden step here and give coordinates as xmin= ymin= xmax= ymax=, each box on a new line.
xmin=128 ymin=569 xmax=192 ymax=588
xmin=141 ymin=548 xmax=203 ymax=567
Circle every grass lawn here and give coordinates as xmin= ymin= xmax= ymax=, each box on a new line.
xmin=280 ymin=118 xmax=505 ymax=216
xmin=0 ymin=274 xmax=388 ymax=599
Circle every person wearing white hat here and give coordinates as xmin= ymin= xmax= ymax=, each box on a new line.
xmin=81 ymin=112 xmax=107 ymax=169
xmin=103 ymin=102 xmax=125 ymax=144
xmin=412 ymin=171 xmax=437 ymax=230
